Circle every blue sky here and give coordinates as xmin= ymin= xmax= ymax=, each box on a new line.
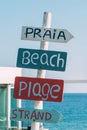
xmin=0 ymin=0 xmax=87 ymax=92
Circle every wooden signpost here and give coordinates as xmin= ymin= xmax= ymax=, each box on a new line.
xmin=13 ymin=12 xmax=73 ymax=130
xmin=14 ymin=76 xmax=64 ymax=102
xmin=11 ymin=108 xmax=63 ymax=123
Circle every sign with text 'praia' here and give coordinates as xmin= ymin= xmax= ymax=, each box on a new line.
xmin=17 ymin=48 xmax=67 ymax=71
xmin=14 ymin=76 xmax=64 ymax=102
xmin=21 ymin=26 xmax=73 ymax=43
xmin=11 ymin=108 xmax=63 ymax=123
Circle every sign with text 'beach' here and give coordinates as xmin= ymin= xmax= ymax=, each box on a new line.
xmin=21 ymin=26 xmax=73 ymax=43
xmin=14 ymin=77 xmax=64 ymax=102
xmin=11 ymin=108 xmax=63 ymax=123
xmin=17 ymin=48 xmax=67 ymax=71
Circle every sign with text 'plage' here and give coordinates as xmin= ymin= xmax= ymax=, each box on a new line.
xmin=21 ymin=26 xmax=73 ymax=43
xmin=11 ymin=108 xmax=63 ymax=123
xmin=14 ymin=77 xmax=64 ymax=102
xmin=17 ymin=48 xmax=67 ymax=71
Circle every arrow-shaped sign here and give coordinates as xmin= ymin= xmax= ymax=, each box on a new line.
xmin=11 ymin=108 xmax=63 ymax=123
xmin=21 ymin=26 xmax=73 ymax=43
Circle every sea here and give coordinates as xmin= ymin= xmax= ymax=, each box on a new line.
xmin=21 ymin=93 xmax=87 ymax=130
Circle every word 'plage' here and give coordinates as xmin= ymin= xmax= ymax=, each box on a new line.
xmin=14 ymin=77 xmax=64 ymax=102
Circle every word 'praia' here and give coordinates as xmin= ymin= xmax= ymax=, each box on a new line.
xmin=24 ymin=27 xmax=66 ymax=41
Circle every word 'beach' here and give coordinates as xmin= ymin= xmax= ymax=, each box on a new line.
xmin=17 ymin=48 xmax=67 ymax=71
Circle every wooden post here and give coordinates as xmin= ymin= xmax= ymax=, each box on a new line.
xmin=31 ymin=12 xmax=52 ymax=130
xmin=17 ymin=99 xmax=22 ymax=129
xmin=7 ymin=84 xmax=11 ymax=129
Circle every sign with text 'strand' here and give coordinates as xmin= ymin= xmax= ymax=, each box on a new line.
xmin=17 ymin=48 xmax=67 ymax=71
xmin=21 ymin=26 xmax=73 ymax=43
xmin=14 ymin=77 xmax=64 ymax=102
xmin=11 ymin=108 xmax=63 ymax=123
